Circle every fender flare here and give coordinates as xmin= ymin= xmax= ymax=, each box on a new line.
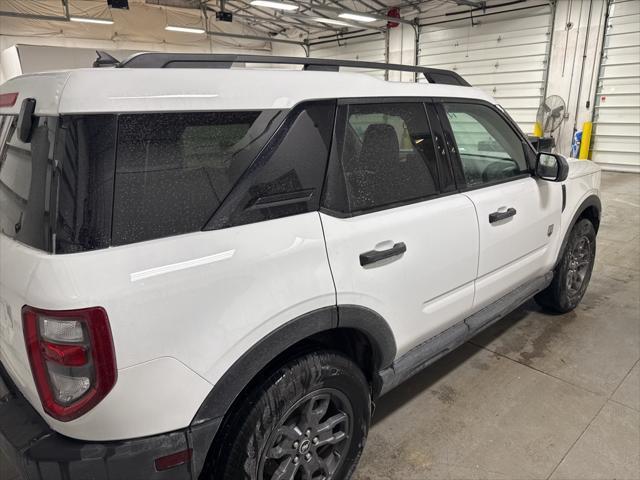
xmin=556 ymin=194 xmax=601 ymax=266
xmin=187 ymin=305 xmax=396 ymax=474
xmin=191 ymin=304 xmax=396 ymax=425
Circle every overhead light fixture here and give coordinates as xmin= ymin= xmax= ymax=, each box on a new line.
xmin=338 ymin=12 xmax=377 ymax=23
xmin=313 ymin=17 xmax=352 ymax=27
xmin=165 ymin=25 xmax=206 ymax=34
xmin=250 ymin=0 xmax=299 ymax=11
xmin=69 ymin=17 xmax=114 ymax=25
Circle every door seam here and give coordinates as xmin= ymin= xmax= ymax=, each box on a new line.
xmin=317 ymin=212 xmax=338 ymax=308
xmin=461 ymin=192 xmax=481 ymax=307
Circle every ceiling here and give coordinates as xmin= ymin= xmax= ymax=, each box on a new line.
xmin=0 ymin=0 xmax=487 ymax=45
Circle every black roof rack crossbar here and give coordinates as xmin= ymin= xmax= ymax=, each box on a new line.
xmin=116 ymin=53 xmax=471 ymax=87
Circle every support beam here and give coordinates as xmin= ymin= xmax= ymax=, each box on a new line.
xmin=453 ymin=0 xmax=486 ymax=7
xmin=295 ymin=2 xmax=415 ymax=26
xmin=206 ymin=29 xmax=305 ymax=45
xmin=0 ymin=11 xmax=68 ymax=22
xmin=284 ymin=11 xmax=386 ymax=32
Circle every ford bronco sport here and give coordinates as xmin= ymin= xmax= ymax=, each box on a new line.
xmin=0 ymin=54 xmax=601 ymax=480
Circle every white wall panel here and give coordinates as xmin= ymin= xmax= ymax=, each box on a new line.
xmin=592 ymin=0 xmax=640 ymax=172
xmin=418 ymin=3 xmax=553 ymax=134
xmin=310 ymin=33 xmax=387 ymax=79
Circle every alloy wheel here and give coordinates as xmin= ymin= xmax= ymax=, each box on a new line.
xmin=259 ymin=388 xmax=353 ymax=480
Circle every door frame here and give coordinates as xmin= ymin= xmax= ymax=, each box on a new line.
xmin=320 ymin=96 xmax=461 ymax=218
xmin=430 ymin=96 xmax=539 ymax=193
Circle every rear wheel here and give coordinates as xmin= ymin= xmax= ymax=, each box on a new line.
xmin=535 ymin=218 xmax=596 ymax=313
xmin=210 ymin=351 xmax=371 ymax=480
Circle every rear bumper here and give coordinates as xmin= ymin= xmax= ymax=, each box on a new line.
xmin=0 ymin=367 xmax=217 ymax=480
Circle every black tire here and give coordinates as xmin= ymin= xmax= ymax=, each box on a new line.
xmin=535 ymin=218 xmax=596 ymax=313
xmin=210 ymin=350 xmax=371 ymax=480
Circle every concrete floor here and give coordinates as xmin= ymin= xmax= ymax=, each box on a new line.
xmin=1 ymin=172 xmax=639 ymax=480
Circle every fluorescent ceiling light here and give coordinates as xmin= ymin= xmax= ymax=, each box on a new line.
xmin=250 ymin=0 xmax=299 ymax=10
xmin=69 ymin=16 xmax=114 ymax=25
xmin=338 ymin=12 xmax=377 ymax=23
xmin=313 ymin=17 xmax=352 ymax=26
xmin=165 ymin=25 xmax=206 ymax=34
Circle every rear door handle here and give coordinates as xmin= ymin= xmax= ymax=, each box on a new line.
xmin=489 ymin=207 xmax=517 ymax=223
xmin=359 ymin=242 xmax=407 ymax=267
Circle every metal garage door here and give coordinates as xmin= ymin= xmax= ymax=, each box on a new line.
xmin=418 ymin=2 xmax=553 ymax=134
xmin=591 ymin=0 xmax=640 ymax=172
xmin=310 ymin=33 xmax=387 ymax=79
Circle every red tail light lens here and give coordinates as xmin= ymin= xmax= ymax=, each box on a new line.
xmin=22 ymin=306 xmax=117 ymax=422
xmin=0 ymin=92 xmax=18 ymax=107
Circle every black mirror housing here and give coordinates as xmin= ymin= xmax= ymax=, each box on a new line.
xmin=536 ymin=151 xmax=569 ymax=182
xmin=18 ymin=98 xmax=37 ymax=143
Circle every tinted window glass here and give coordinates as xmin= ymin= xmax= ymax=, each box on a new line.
xmin=0 ymin=115 xmax=56 ymax=251
xmin=210 ymin=101 xmax=335 ymax=228
xmin=444 ymin=103 xmax=528 ymax=186
xmin=338 ymin=103 xmax=439 ymax=212
xmin=54 ymin=115 xmax=117 ymax=253
xmin=112 ymin=110 xmax=280 ymax=245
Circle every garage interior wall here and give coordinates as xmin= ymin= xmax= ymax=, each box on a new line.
xmin=0 ymin=0 xmax=279 ymax=83
xmin=309 ymin=32 xmax=388 ymax=79
xmin=590 ymin=0 xmax=640 ymax=173
xmin=0 ymin=0 xmax=636 ymax=171
xmin=417 ymin=1 xmax=553 ymax=136
xmin=545 ymin=0 xmax=608 ymax=160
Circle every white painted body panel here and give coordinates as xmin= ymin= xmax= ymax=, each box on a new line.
xmin=555 ymin=159 xmax=602 ymax=260
xmin=463 ymin=177 xmax=562 ymax=309
xmin=320 ymin=195 xmax=479 ymax=356
xmin=0 ymin=213 xmax=335 ymax=440
xmin=0 ymin=68 xmax=495 ymax=116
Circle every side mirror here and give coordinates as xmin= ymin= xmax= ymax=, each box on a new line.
xmin=536 ymin=151 xmax=569 ymax=182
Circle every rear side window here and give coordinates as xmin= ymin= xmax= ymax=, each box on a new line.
xmin=55 ymin=115 xmax=117 ymax=253
xmin=0 ymin=115 xmax=56 ymax=251
xmin=112 ymin=110 xmax=280 ymax=245
xmin=209 ymin=101 xmax=335 ymax=229
xmin=444 ymin=103 xmax=528 ymax=187
xmin=330 ymin=102 xmax=440 ymax=213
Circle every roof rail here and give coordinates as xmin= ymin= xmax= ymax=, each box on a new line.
xmin=115 ymin=53 xmax=471 ymax=87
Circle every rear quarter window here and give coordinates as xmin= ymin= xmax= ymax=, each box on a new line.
xmin=112 ymin=110 xmax=281 ymax=245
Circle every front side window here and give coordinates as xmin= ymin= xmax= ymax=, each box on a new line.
xmin=336 ymin=102 xmax=440 ymax=213
xmin=112 ymin=110 xmax=281 ymax=245
xmin=444 ymin=103 xmax=529 ymax=187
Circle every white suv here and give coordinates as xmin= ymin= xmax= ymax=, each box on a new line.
xmin=0 ymin=54 xmax=601 ymax=480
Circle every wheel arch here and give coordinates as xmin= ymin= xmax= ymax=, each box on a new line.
xmin=557 ymin=194 xmax=601 ymax=266
xmin=189 ymin=305 xmax=396 ymax=476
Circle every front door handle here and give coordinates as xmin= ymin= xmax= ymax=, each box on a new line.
xmin=360 ymin=242 xmax=407 ymax=267
xmin=489 ymin=207 xmax=517 ymax=223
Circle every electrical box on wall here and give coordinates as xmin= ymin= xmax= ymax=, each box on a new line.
xmin=216 ymin=11 xmax=233 ymax=22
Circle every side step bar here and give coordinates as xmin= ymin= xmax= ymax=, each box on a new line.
xmin=378 ymin=271 xmax=554 ymax=395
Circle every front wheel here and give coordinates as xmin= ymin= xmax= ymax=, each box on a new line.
xmin=211 ymin=351 xmax=371 ymax=480
xmin=535 ymin=218 xmax=596 ymax=313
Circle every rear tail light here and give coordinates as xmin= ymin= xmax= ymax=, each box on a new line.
xmin=0 ymin=92 xmax=18 ymax=107
xmin=22 ymin=306 xmax=117 ymax=422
